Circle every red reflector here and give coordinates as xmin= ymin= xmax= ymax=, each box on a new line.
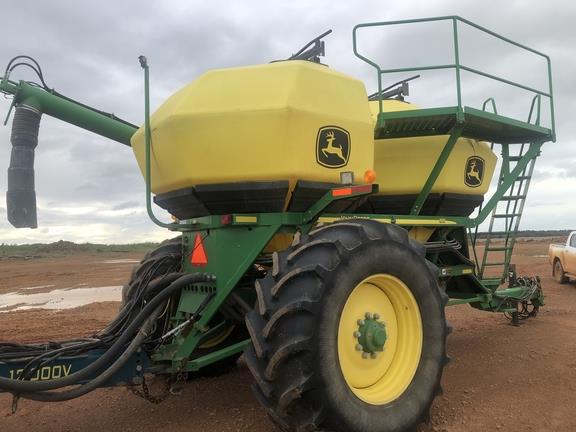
xmin=352 ymin=184 xmax=373 ymax=193
xmin=332 ymin=187 xmax=352 ymax=197
xmin=332 ymin=185 xmax=372 ymax=197
xmin=190 ymin=233 xmax=208 ymax=266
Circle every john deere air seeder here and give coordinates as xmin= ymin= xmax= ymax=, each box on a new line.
xmin=0 ymin=17 xmax=554 ymax=432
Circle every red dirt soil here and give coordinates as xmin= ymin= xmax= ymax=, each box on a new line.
xmin=1 ymin=240 xmax=575 ymax=431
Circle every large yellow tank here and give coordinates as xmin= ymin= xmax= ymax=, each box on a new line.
xmin=367 ymin=100 xmax=497 ymax=215
xmin=131 ymin=61 xmax=374 ymax=218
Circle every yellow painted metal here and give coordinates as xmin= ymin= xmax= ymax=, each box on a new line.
xmin=263 ymin=233 xmax=294 ymax=253
xmin=337 ymin=274 xmax=423 ymax=405
xmin=409 ymin=226 xmax=435 ymax=243
xmin=370 ymin=100 xmax=497 ymax=196
xmin=199 ymin=324 xmax=236 ymax=349
xmin=131 ymin=61 xmax=374 ymax=195
xmin=234 ymin=215 xmax=258 ymax=223
xmin=318 ymin=216 xmax=457 ymax=226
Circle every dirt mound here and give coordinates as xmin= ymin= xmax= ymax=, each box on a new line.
xmin=37 ymin=240 xmax=89 ymax=253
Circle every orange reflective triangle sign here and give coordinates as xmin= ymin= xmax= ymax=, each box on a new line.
xmin=190 ymin=233 xmax=208 ymax=266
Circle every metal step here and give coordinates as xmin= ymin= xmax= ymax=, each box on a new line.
xmin=485 ymin=246 xmax=513 ymax=252
xmin=492 ymin=213 xmax=522 ymax=218
xmin=499 ymin=195 xmax=527 ymax=201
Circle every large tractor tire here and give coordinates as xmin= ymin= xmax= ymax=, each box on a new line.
xmin=245 ymin=220 xmax=449 ymax=432
xmin=553 ymin=259 xmax=568 ymax=284
xmin=123 ymin=237 xmax=244 ymax=375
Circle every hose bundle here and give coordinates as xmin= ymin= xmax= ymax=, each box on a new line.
xmin=0 ymin=272 xmax=214 ymax=402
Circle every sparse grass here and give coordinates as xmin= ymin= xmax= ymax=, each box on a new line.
xmin=0 ymin=240 xmax=159 ymax=257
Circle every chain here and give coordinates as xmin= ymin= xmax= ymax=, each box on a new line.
xmin=129 ymin=371 xmax=188 ymax=404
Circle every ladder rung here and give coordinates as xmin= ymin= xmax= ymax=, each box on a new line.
xmin=516 ymin=176 xmax=531 ymax=181
xmin=509 ymin=156 xmax=523 ymax=161
xmin=500 ymin=195 xmax=526 ymax=201
xmin=484 ymin=262 xmax=507 ymax=266
xmin=493 ymin=213 xmax=522 ymax=218
xmin=486 ymin=246 xmax=512 ymax=251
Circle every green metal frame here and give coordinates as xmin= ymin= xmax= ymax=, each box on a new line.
xmin=352 ymin=16 xmax=555 ymax=141
xmin=0 ymin=78 xmax=136 ymax=145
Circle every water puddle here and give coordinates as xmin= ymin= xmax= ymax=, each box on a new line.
xmin=20 ymin=284 xmax=56 ymax=291
xmin=0 ymin=286 xmax=122 ymax=313
xmin=99 ymin=259 xmax=140 ymax=264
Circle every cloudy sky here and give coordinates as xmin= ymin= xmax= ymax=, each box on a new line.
xmin=0 ymin=0 xmax=574 ymax=244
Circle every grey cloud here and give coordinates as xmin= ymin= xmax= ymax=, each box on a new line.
xmin=0 ymin=0 xmax=575 ymax=243
xmin=111 ymin=201 xmax=141 ymax=211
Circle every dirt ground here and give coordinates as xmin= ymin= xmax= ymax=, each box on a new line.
xmin=1 ymin=239 xmax=575 ymax=431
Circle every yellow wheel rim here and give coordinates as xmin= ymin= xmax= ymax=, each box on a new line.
xmin=337 ymin=274 xmax=423 ymax=405
xmin=199 ymin=324 xmax=236 ymax=349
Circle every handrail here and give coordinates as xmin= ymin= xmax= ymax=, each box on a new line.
xmin=352 ymin=16 xmax=555 ymax=140
xmin=528 ymin=94 xmax=541 ymax=126
xmin=482 ymin=98 xmax=498 ymax=115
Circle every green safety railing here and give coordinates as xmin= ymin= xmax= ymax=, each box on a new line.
xmin=352 ymin=16 xmax=556 ymax=139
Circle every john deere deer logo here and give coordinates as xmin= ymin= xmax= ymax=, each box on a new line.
xmin=464 ymin=156 xmax=485 ymax=188
xmin=316 ymin=126 xmax=350 ymax=168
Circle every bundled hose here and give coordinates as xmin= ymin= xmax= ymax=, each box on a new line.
xmin=19 ymin=307 xmax=161 ymax=402
xmin=0 ymin=272 xmax=214 ymax=397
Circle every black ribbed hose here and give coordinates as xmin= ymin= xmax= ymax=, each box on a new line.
xmin=0 ymin=273 xmax=214 ymax=393
xmin=6 ymin=105 xmax=41 ymax=228
xmin=18 ymin=306 xmax=162 ymax=402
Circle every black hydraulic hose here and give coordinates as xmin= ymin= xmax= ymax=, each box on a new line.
xmin=98 ymin=272 xmax=183 ymax=337
xmin=0 ymin=273 xmax=213 ymax=393
xmin=18 ymin=307 xmax=161 ymax=402
xmin=6 ymin=105 xmax=41 ymax=228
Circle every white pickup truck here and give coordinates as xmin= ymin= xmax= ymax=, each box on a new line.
xmin=549 ymin=231 xmax=576 ymax=284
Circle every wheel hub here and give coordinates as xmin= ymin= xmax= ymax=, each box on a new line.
xmin=355 ymin=312 xmax=387 ymax=358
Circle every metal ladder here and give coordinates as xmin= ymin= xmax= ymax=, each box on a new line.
xmin=477 ymin=142 xmax=538 ymax=283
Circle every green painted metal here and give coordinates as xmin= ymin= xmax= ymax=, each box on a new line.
xmin=469 ymin=141 xmax=542 ymax=227
xmin=447 ymin=295 xmax=490 ymax=307
xmin=410 ymin=125 xmax=463 ymax=215
xmin=0 ymin=78 xmax=136 ymax=145
xmin=162 ymin=224 xmax=283 ymax=369
xmin=352 ymin=16 xmax=555 ymax=141
xmin=184 ymin=340 xmax=250 ymax=372
xmin=373 ymin=106 xmax=552 ymax=144
xmin=139 ymin=57 xmax=186 ymax=231
xmin=356 ymin=314 xmax=387 ymax=354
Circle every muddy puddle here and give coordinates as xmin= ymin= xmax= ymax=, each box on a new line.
xmin=0 ymin=286 xmax=122 ymax=312
xmin=99 ymin=259 xmax=140 ymax=264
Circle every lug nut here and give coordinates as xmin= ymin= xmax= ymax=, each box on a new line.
xmin=365 ymin=312 xmax=372 ymax=320
xmin=370 ymin=353 xmax=377 ymax=359
xmin=373 ymin=313 xmax=380 ymax=320
xmin=362 ymin=352 xmax=369 ymax=359
xmin=357 ymin=319 xmax=365 ymax=326
xmin=353 ymin=331 xmax=362 ymax=338
xmin=355 ymin=344 xmax=363 ymax=351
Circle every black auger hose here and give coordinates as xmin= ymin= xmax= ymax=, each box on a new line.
xmin=6 ymin=106 xmax=41 ymax=228
xmin=0 ymin=272 xmax=214 ymax=393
